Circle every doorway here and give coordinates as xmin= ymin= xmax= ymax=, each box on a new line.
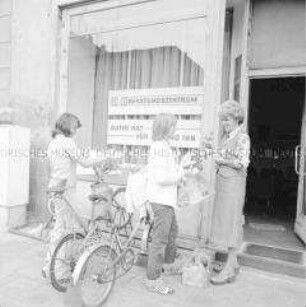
xmin=244 ymin=76 xmax=305 ymax=250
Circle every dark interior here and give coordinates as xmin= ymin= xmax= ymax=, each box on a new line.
xmin=245 ymin=77 xmax=305 ymax=223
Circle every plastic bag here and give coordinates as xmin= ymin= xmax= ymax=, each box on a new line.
xmin=125 ymin=167 xmax=148 ymax=214
xmin=182 ymin=254 xmax=210 ymax=288
xmin=178 ymin=171 xmax=211 ymax=208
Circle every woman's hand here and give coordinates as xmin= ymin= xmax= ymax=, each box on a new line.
xmin=214 ymin=156 xmax=243 ymax=170
xmin=214 ymin=156 xmax=226 ymax=165
xmin=201 ymin=132 xmax=214 ymax=150
xmin=180 ymin=153 xmax=193 ymax=169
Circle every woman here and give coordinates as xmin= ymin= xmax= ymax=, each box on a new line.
xmin=144 ymin=113 xmax=187 ymax=295
xmin=43 ymin=113 xmax=104 ymax=279
xmin=206 ymin=100 xmax=250 ymax=285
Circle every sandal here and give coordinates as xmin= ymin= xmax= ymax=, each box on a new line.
xmin=212 ymin=263 xmax=240 ymax=274
xmin=144 ymin=278 xmax=175 ymax=295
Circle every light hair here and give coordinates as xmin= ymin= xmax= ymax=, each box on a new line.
xmin=219 ymin=100 xmax=245 ymax=124
xmin=52 ymin=113 xmax=82 ymax=138
xmin=152 ymin=113 xmax=177 ymax=141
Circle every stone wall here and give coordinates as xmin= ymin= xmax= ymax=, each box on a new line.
xmin=0 ymin=0 xmax=12 ymax=109
xmin=8 ymin=0 xmax=58 ymax=216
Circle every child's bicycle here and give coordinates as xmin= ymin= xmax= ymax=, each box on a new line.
xmin=71 ymin=208 xmax=151 ymax=307
xmin=47 ymin=162 xmax=132 ymax=293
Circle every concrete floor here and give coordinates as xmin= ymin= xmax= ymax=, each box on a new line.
xmin=244 ymin=216 xmax=305 ymax=251
xmin=0 ymin=233 xmax=305 ymax=307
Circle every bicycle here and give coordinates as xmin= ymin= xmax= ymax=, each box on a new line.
xmin=72 ymin=209 xmax=151 ymax=307
xmin=47 ymin=162 xmax=132 ymax=293
xmin=72 ymin=161 xmax=212 ymax=307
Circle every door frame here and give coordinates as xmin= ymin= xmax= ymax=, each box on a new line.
xmin=294 ymin=104 xmax=306 ymax=243
xmin=244 ymin=72 xmax=306 ymax=238
xmin=231 ymin=0 xmax=306 ymax=244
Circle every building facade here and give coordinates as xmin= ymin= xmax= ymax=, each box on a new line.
xmin=0 ymin=0 xmax=305 ymax=252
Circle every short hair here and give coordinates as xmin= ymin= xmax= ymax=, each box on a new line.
xmin=152 ymin=113 xmax=177 ymax=141
xmin=219 ymin=100 xmax=245 ymax=124
xmin=52 ymin=113 xmax=82 ymax=138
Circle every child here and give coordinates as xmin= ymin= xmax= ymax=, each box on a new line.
xmin=144 ymin=113 xmax=190 ymax=295
xmin=42 ymin=113 xmax=103 ymax=280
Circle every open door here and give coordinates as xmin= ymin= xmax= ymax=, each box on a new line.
xmin=294 ymin=102 xmax=306 ymax=244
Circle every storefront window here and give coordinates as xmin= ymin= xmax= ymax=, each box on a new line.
xmin=65 ymin=1 xmax=207 ymax=159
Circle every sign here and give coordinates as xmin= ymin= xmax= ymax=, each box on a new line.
xmin=107 ymin=87 xmax=204 ymax=148
xmin=108 ymin=87 xmax=204 ymax=115
xmin=107 ymin=119 xmax=201 ymax=148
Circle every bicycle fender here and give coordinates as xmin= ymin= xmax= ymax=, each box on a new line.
xmin=72 ymin=243 xmax=109 ymax=286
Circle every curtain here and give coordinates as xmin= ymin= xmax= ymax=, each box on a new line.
xmin=92 ymin=44 xmax=204 ymax=149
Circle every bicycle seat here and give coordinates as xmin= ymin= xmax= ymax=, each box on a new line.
xmin=89 ymin=194 xmax=109 ymax=202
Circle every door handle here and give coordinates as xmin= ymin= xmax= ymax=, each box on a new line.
xmin=295 ymin=145 xmax=301 ymax=175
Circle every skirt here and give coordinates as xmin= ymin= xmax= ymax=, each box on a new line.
xmin=210 ymin=173 xmax=246 ymax=250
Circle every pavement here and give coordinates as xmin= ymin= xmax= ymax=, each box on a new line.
xmin=0 ymin=233 xmax=305 ymax=307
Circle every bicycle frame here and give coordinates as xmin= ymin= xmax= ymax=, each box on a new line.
xmin=72 ymin=218 xmax=144 ymax=286
xmin=48 ymin=189 xmax=114 ymax=247
xmin=108 ymin=220 xmax=143 ymax=268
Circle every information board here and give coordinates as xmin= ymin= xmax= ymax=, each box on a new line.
xmin=107 ymin=87 xmax=204 ymax=148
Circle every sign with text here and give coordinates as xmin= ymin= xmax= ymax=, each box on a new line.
xmin=107 ymin=87 xmax=204 ymax=148
xmin=107 ymin=119 xmax=201 ymax=148
xmin=108 ymin=87 xmax=204 ymax=115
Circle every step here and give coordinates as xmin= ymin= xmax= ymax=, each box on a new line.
xmin=238 ymin=243 xmax=306 ymax=279
xmin=136 ymin=243 xmax=306 ymax=279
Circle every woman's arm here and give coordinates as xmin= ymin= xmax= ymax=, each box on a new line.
xmin=215 ymin=133 xmax=250 ymax=170
xmin=65 ymin=138 xmax=106 ymax=168
xmin=73 ymin=157 xmax=103 ymax=168
xmin=214 ymin=157 xmax=243 ymax=170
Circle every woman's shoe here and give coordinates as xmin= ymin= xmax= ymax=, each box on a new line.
xmin=210 ymin=269 xmax=236 ymax=285
xmin=212 ymin=262 xmax=224 ymax=273
xmin=213 ymin=263 xmax=240 ymax=274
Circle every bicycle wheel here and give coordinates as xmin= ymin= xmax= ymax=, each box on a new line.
xmin=78 ymin=245 xmax=117 ymax=307
xmin=50 ymin=232 xmax=85 ymax=292
xmin=112 ymin=187 xmax=132 ymax=229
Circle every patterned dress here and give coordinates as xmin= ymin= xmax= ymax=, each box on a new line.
xmin=210 ymin=127 xmax=250 ymax=250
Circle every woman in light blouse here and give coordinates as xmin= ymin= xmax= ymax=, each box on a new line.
xmin=144 ymin=113 xmax=187 ymax=295
xmin=205 ymin=100 xmax=250 ymax=285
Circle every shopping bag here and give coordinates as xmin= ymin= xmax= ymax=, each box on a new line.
xmin=178 ymin=171 xmax=211 ymax=208
xmin=182 ymin=253 xmax=210 ymax=288
xmin=125 ymin=167 xmax=148 ymax=214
